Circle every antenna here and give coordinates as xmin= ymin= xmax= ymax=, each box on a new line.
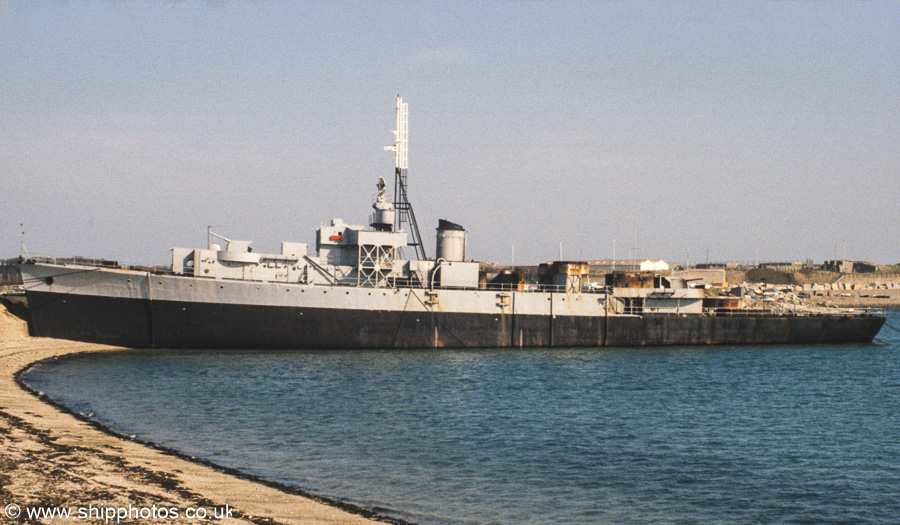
xmin=613 ymin=239 xmax=616 ymax=271
xmin=385 ymin=95 xmax=426 ymax=260
xmin=632 ymin=218 xmax=637 ymax=271
xmin=19 ymin=223 xmax=27 ymax=258
xmin=207 ymin=226 xmax=230 ymax=248
xmin=387 ymin=95 xmax=408 ymax=172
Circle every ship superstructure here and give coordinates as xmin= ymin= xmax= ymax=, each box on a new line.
xmin=170 ymin=177 xmax=479 ymax=292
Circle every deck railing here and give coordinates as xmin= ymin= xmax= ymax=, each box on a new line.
xmin=15 ymin=257 xmax=891 ymax=319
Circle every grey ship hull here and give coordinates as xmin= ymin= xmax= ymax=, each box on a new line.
xmin=23 ymin=263 xmax=885 ymax=349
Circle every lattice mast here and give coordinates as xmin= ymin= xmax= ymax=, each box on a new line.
xmin=385 ymin=95 xmax=427 ymax=260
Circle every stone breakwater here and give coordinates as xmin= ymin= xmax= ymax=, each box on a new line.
xmin=712 ymin=270 xmax=900 ymax=309
xmin=743 ymin=283 xmax=900 ymax=309
xmin=800 ymin=278 xmax=900 ymax=308
xmin=0 ymin=304 xmax=391 ymax=525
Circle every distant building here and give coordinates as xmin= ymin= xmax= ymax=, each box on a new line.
xmin=694 ymin=263 xmax=728 ymax=269
xmin=852 ymin=261 xmax=877 ymax=273
xmin=824 ymin=260 xmax=853 ymax=273
xmin=588 ymin=260 xmax=669 ymax=273
xmin=0 ymin=260 xmax=23 ymax=292
xmin=823 ymin=260 xmax=875 ymax=273
xmin=695 ymin=262 xmax=746 ymax=270
xmin=672 ymin=268 xmax=727 ymax=286
xmin=758 ymin=262 xmax=804 ymax=272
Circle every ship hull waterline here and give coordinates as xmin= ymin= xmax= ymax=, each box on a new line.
xmin=24 ymin=289 xmax=885 ymax=349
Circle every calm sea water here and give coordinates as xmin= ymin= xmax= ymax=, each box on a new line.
xmin=23 ymin=311 xmax=900 ymax=525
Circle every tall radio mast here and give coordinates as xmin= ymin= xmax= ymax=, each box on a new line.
xmin=385 ymin=95 xmax=426 ymax=260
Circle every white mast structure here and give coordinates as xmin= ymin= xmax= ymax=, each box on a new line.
xmin=385 ymin=95 xmax=426 ymax=260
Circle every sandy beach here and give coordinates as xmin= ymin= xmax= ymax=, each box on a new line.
xmin=0 ymin=304 xmax=390 ymax=525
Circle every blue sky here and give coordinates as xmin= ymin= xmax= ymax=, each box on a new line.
xmin=1 ymin=1 xmax=897 ymax=266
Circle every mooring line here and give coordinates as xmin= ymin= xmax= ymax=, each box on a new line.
xmin=390 ymin=289 xmax=414 ymax=348
xmin=408 ymin=289 xmax=470 ymax=349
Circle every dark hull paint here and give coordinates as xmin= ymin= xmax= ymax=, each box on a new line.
xmin=26 ymin=290 xmax=886 ymax=349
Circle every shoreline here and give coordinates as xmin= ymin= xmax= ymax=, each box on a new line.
xmin=0 ymin=306 xmax=406 ymax=525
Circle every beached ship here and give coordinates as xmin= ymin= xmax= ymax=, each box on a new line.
xmin=19 ymin=98 xmax=885 ymax=348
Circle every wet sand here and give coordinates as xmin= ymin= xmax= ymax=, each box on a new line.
xmin=0 ymin=305 xmax=392 ymax=525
